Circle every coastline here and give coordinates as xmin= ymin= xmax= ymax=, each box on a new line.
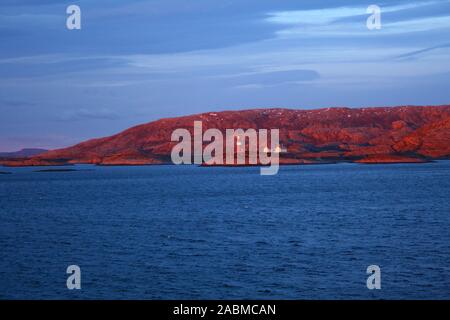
xmin=1 ymin=106 xmax=449 ymax=168
xmin=0 ymin=156 xmax=438 ymax=168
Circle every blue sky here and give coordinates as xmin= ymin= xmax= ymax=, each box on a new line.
xmin=0 ymin=0 xmax=449 ymax=151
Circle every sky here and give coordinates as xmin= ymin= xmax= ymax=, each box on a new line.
xmin=0 ymin=0 xmax=449 ymax=151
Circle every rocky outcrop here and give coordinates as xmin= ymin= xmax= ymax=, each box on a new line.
xmin=1 ymin=105 xmax=449 ymax=166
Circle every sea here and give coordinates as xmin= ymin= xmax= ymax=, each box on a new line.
xmin=1 ymin=161 xmax=449 ymax=299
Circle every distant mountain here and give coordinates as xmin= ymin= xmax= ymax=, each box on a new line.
xmin=1 ymin=105 xmax=450 ymax=166
xmin=0 ymin=148 xmax=48 ymax=159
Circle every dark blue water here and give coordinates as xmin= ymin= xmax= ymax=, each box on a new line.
xmin=1 ymin=162 xmax=450 ymax=299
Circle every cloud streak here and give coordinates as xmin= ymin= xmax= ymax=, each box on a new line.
xmin=58 ymin=108 xmax=120 ymax=121
xmin=266 ymin=1 xmax=450 ymax=37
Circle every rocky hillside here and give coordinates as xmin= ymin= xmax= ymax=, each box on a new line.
xmin=1 ymin=105 xmax=450 ymax=166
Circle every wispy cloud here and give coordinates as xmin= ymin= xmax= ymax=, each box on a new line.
xmin=58 ymin=108 xmax=120 ymax=121
xmin=229 ymin=69 xmax=320 ymax=88
xmin=395 ymin=43 xmax=450 ymax=60
xmin=0 ymin=99 xmax=35 ymax=108
xmin=266 ymin=1 xmax=450 ymax=38
xmin=266 ymin=1 xmax=442 ymax=24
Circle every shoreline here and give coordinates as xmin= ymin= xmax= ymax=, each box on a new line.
xmin=1 ymin=159 xmax=442 ymax=169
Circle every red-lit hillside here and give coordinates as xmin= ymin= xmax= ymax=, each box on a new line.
xmin=2 ymin=105 xmax=450 ymax=166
